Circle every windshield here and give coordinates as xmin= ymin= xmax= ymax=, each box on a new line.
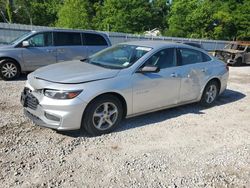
xmin=225 ymin=43 xmax=246 ymax=51
xmin=8 ymin=31 xmax=32 ymax=45
xmin=87 ymin=44 xmax=152 ymax=69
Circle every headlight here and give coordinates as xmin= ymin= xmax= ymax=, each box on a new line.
xmin=44 ymin=89 xmax=82 ymax=99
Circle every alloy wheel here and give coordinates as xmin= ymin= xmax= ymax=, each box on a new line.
xmin=92 ymin=102 xmax=118 ymax=131
xmin=205 ymin=85 xmax=217 ymax=103
xmin=1 ymin=62 xmax=18 ymax=79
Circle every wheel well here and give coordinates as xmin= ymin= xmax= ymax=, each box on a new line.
xmin=86 ymin=92 xmax=127 ymax=118
xmin=207 ymin=78 xmax=221 ymax=92
xmin=0 ymin=57 xmax=21 ymax=71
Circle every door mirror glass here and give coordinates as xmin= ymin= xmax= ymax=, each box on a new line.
xmin=22 ymin=41 xmax=29 ymax=47
xmin=137 ymin=65 xmax=160 ymax=73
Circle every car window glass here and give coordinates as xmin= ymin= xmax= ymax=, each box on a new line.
xmin=93 ymin=45 xmax=149 ymax=66
xmin=202 ymin=53 xmax=212 ymax=62
xmin=89 ymin=45 xmax=151 ymax=69
xmin=179 ymin=48 xmax=203 ymax=65
xmin=28 ymin=32 xmax=52 ymax=47
xmin=83 ymin=33 xmax=108 ymax=46
xmin=246 ymin=47 xmax=250 ymax=53
xmin=237 ymin=45 xmax=246 ymax=51
xmin=54 ymin=32 xmax=81 ymax=46
xmin=144 ymin=48 xmax=176 ymax=69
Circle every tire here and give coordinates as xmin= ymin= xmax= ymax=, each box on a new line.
xmin=82 ymin=94 xmax=123 ymax=136
xmin=0 ymin=59 xmax=21 ymax=80
xmin=200 ymin=80 xmax=219 ymax=107
xmin=233 ymin=57 xmax=242 ymax=66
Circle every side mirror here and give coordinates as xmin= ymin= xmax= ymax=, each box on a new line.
xmin=136 ymin=65 xmax=160 ymax=73
xmin=22 ymin=41 xmax=29 ymax=47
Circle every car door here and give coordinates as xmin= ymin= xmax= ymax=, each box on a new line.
xmin=83 ymin=33 xmax=109 ymax=56
xmin=177 ymin=48 xmax=211 ymax=102
xmin=132 ymin=48 xmax=181 ymax=114
xmin=53 ymin=32 xmax=88 ymax=63
xmin=22 ymin=32 xmax=57 ymax=70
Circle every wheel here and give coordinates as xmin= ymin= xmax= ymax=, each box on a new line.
xmin=0 ymin=59 xmax=21 ymax=80
xmin=200 ymin=80 xmax=219 ymax=107
xmin=82 ymin=94 xmax=123 ymax=136
xmin=233 ymin=57 xmax=242 ymax=66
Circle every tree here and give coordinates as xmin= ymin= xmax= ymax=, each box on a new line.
xmin=56 ymin=0 xmax=92 ymax=29
xmin=1 ymin=0 xmax=61 ymax=26
xmin=166 ymin=0 xmax=249 ymax=40
xmin=233 ymin=0 xmax=250 ymax=40
xmin=0 ymin=0 xmax=13 ymax=23
xmin=94 ymin=0 xmax=169 ymax=33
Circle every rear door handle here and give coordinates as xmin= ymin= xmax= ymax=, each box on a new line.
xmin=46 ymin=49 xmax=56 ymax=53
xmin=170 ymin=73 xmax=178 ymax=77
xmin=57 ymin=48 xmax=65 ymax=53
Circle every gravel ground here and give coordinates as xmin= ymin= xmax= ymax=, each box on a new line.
xmin=0 ymin=66 xmax=250 ymax=188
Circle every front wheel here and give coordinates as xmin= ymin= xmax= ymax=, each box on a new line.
xmin=0 ymin=59 xmax=21 ymax=80
xmin=200 ymin=81 xmax=219 ymax=107
xmin=82 ymin=95 xmax=123 ymax=136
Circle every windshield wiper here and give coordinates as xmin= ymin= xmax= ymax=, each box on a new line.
xmin=91 ymin=62 xmax=122 ymax=69
xmin=80 ymin=58 xmax=89 ymax=62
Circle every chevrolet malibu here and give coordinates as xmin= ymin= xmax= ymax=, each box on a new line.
xmin=21 ymin=41 xmax=229 ymax=136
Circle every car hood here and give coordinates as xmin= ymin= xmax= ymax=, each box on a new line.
xmin=0 ymin=44 xmax=13 ymax=49
xmin=33 ymin=60 xmax=120 ymax=84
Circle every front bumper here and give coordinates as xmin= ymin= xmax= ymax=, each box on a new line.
xmin=21 ymin=88 xmax=87 ymax=131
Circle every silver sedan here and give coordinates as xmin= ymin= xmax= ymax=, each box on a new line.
xmin=21 ymin=41 xmax=229 ymax=136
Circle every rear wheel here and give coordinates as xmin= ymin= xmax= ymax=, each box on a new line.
xmin=200 ymin=80 xmax=219 ymax=107
xmin=0 ymin=59 xmax=20 ymax=80
xmin=82 ymin=94 xmax=123 ymax=136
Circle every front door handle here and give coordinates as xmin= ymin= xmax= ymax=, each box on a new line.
xmin=201 ymin=68 xmax=207 ymax=72
xmin=46 ymin=49 xmax=53 ymax=53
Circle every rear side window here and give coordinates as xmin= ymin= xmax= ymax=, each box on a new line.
xmin=178 ymin=48 xmax=212 ymax=65
xmin=202 ymin=53 xmax=212 ymax=62
xmin=54 ymin=32 xmax=81 ymax=46
xmin=83 ymin=33 xmax=108 ymax=46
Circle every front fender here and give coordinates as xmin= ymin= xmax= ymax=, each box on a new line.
xmin=0 ymin=51 xmax=24 ymax=70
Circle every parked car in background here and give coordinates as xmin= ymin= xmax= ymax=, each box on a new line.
xmin=21 ymin=41 xmax=229 ymax=136
xmin=0 ymin=29 xmax=111 ymax=80
xmin=183 ymin=42 xmax=204 ymax=49
xmin=214 ymin=42 xmax=250 ymax=66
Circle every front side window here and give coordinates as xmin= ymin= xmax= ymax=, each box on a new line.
xmin=27 ymin=32 xmax=52 ymax=47
xmin=178 ymin=48 xmax=203 ymax=65
xmin=144 ymin=48 xmax=176 ymax=69
xmin=54 ymin=32 xmax=81 ymax=46
xmin=87 ymin=44 xmax=152 ymax=69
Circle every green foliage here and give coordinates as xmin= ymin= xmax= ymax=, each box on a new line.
xmin=0 ymin=0 xmax=249 ymax=40
xmin=0 ymin=0 xmax=61 ymax=26
xmin=56 ymin=0 xmax=92 ymax=29
xmin=94 ymin=0 xmax=169 ymax=33
xmin=234 ymin=0 xmax=250 ymax=40
xmin=166 ymin=0 xmax=250 ymax=40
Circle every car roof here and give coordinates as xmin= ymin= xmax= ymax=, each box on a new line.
xmin=120 ymin=40 xmax=200 ymax=49
xmin=31 ymin=29 xmax=108 ymax=35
